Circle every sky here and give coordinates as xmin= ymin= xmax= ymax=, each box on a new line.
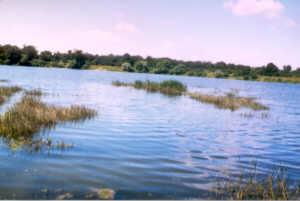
xmin=0 ymin=0 xmax=299 ymax=69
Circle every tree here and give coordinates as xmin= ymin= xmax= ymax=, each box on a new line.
xmin=172 ymin=64 xmax=187 ymax=75
xmin=264 ymin=63 xmax=279 ymax=76
xmin=283 ymin=65 xmax=292 ymax=75
xmin=155 ymin=59 xmax=173 ymax=74
xmin=214 ymin=70 xmax=222 ymax=78
xmin=39 ymin=51 xmax=52 ymax=62
xmin=122 ymin=62 xmax=134 ymax=72
xmin=134 ymin=60 xmax=149 ymax=73
xmin=3 ymin=45 xmax=22 ymax=65
xmin=156 ymin=59 xmax=173 ymax=70
xmin=20 ymin=45 xmax=38 ymax=66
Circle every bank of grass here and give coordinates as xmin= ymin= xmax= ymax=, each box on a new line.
xmin=214 ymin=164 xmax=300 ymax=200
xmin=0 ymin=86 xmax=23 ymax=105
xmin=0 ymin=95 xmax=97 ymax=139
xmin=89 ymin=65 xmax=123 ymax=72
xmin=113 ymin=80 xmax=187 ymax=95
xmin=187 ymin=92 xmax=269 ymax=111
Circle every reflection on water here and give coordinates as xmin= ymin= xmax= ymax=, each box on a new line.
xmin=0 ymin=65 xmax=299 ymax=199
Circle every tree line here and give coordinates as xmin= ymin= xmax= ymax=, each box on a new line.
xmin=1 ymin=44 xmax=300 ymax=79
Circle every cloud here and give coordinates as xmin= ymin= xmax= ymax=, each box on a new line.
xmin=183 ymin=36 xmax=198 ymax=43
xmin=115 ymin=22 xmax=141 ymax=34
xmin=224 ymin=0 xmax=284 ymax=20
xmin=284 ymin=18 xmax=296 ymax=28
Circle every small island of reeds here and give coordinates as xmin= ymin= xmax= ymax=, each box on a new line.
xmin=112 ymin=80 xmax=269 ymax=111
xmin=0 ymin=85 xmax=97 ymax=152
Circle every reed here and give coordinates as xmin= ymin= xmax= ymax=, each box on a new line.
xmin=0 ymin=95 xmax=97 ymax=139
xmin=25 ymin=88 xmax=44 ymax=97
xmin=187 ymin=92 xmax=269 ymax=111
xmin=112 ymin=80 xmax=187 ymax=95
xmin=214 ymin=164 xmax=300 ymax=200
xmin=0 ymin=86 xmax=23 ymax=105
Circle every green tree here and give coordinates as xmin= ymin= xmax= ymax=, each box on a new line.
xmin=122 ymin=62 xmax=134 ymax=72
xmin=20 ymin=45 xmax=38 ymax=66
xmin=3 ymin=45 xmax=22 ymax=65
xmin=39 ymin=51 xmax=52 ymax=62
xmin=134 ymin=60 xmax=149 ymax=73
xmin=172 ymin=64 xmax=187 ymax=75
xmin=283 ymin=65 xmax=292 ymax=75
xmin=264 ymin=63 xmax=279 ymax=76
xmin=214 ymin=70 xmax=222 ymax=78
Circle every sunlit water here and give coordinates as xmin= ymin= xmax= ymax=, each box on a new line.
xmin=0 ymin=65 xmax=299 ymax=199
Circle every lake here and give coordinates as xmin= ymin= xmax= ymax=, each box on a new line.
xmin=0 ymin=65 xmax=299 ymax=199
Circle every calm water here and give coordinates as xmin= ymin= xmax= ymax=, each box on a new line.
xmin=0 ymin=65 xmax=299 ymax=199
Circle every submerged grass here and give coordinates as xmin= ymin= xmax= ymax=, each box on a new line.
xmin=112 ymin=80 xmax=187 ymax=95
xmin=25 ymin=88 xmax=44 ymax=97
xmin=0 ymin=86 xmax=23 ymax=105
xmin=214 ymin=163 xmax=300 ymax=200
xmin=187 ymin=92 xmax=269 ymax=111
xmin=0 ymin=95 xmax=97 ymax=139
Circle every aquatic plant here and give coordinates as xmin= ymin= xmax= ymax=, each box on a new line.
xmin=112 ymin=80 xmax=187 ymax=95
xmin=98 ymin=189 xmax=116 ymax=200
xmin=25 ymin=88 xmax=44 ymax=97
xmin=0 ymin=95 xmax=97 ymax=139
xmin=0 ymin=86 xmax=23 ymax=105
xmin=214 ymin=164 xmax=300 ymax=200
xmin=187 ymin=92 xmax=269 ymax=111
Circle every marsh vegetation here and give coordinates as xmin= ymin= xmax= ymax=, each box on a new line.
xmin=0 ymin=83 xmax=97 ymax=152
xmin=113 ymin=80 xmax=269 ymax=111
xmin=188 ymin=92 xmax=269 ymax=111
xmin=214 ymin=163 xmax=299 ymax=200
xmin=113 ymin=80 xmax=187 ymax=95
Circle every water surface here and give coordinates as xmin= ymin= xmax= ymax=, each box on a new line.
xmin=0 ymin=65 xmax=299 ymax=199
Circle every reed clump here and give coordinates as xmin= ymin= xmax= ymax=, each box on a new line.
xmin=112 ymin=80 xmax=187 ymax=95
xmin=25 ymin=89 xmax=44 ymax=97
xmin=0 ymin=96 xmax=97 ymax=139
xmin=214 ymin=164 xmax=299 ymax=200
xmin=187 ymin=92 xmax=269 ymax=111
xmin=0 ymin=86 xmax=23 ymax=105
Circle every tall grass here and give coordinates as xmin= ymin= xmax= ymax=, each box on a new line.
xmin=25 ymin=88 xmax=44 ymax=97
xmin=0 ymin=86 xmax=23 ymax=105
xmin=0 ymin=95 xmax=97 ymax=139
xmin=214 ymin=163 xmax=299 ymax=200
xmin=112 ymin=80 xmax=187 ymax=95
xmin=187 ymin=92 xmax=269 ymax=111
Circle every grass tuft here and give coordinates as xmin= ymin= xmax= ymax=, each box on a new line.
xmin=187 ymin=92 xmax=269 ymax=111
xmin=0 ymin=95 xmax=97 ymax=139
xmin=25 ymin=88 xmax=44 ymax=97
xmin=214 ymin=163 xmax=300 ymax=200
xmin=0 ymin=86 xmax=23 ymax=105
xmin=112 ymin=80 xmax=187 ymax=95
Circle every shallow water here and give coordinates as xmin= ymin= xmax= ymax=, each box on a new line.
xmin=0 ymin=65 xmax=299 ymax=199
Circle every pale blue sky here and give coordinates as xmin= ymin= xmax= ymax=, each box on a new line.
xmin=0 ymin=0 xmax=299 ymax=69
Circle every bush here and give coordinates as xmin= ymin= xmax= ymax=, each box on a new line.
xmin=134 ymin=60 xmax=148 ymax=73
xmin=122 ymin=62 xmax=134 ymax=72
xmin=214 ymin=70 xmax=223 ymax=78
xmin=173 ymin=64 xmax=187 ymax=75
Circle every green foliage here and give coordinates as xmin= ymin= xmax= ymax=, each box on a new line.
xmin=134 ymin=60 xmax=149 ymax=73
xmin=122 ymin=62 xmax=134 ymax=72
xmin=20 ymin=45 xmax=38 ymax=66
xmin=0 ymin=43 xmax=298 ymax=83
xmin=214 ymin=70 xmax=223 ymax=78
xmin=171 ymin=64 xmax=187 ymax=75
